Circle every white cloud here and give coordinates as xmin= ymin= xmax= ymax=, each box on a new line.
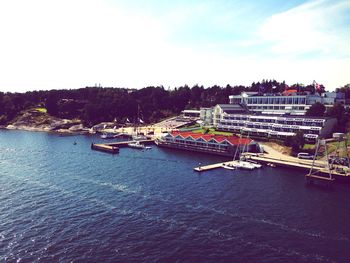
xmin=0 ymin=0 xmax=348 ymax=92
xmin=259 ymin=0 xmax=350 ymax=57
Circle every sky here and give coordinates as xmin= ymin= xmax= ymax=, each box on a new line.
xmin=0 ymin=0 xmax=349 ymax=92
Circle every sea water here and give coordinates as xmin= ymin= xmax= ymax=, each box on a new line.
xmin=1 ymin=130 xmax=350 ymax=262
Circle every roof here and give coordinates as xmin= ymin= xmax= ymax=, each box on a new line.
xmin=282 ymin=89 xmax=298 ymax=96
xmin=216 ymin=104 xmax=247 ymax=114
xmin=169 ymin=131 xmax=253 ymax=145
xmin=182 ymin=110 xmax=200 ymax=113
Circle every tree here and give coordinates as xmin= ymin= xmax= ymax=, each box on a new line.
xmin=326 ymin=102 xmax=345 ymax=120
xmin=45 ymin=92 xmax=59 ymax=116
xmin=285 ymin=131 xmax=305 ymax=153
xmin=326 ymin=102 xmax=348 ymax=132
xmin=305 ymin=102 xmax=326 ymax=117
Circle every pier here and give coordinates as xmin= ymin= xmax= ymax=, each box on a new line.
xmin=91 ymin=139 xmax=155 ymax=154
xmin=91 ymin=143 xmax=120 ymax=154
xmin=243 ymin=153 xmax=350 ymax=179
xmin=194 ymin=151 xmax=350 ymax=180
xmin=194 ymin=161 xmax=232 ymax=172
xmin=105 ymin=139 xmax=155 ymax=148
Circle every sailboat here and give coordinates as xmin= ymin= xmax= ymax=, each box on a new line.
xmin=230 ymin=133 xmax=259 ymax=170
xmin=222 ymin=163 xmax=237 ymax=170
xmin=132 ymin=105 xmax=148 ymax=141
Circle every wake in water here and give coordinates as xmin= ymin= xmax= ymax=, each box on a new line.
xmin=2 ymin=159 xmax=349 ymax=245
xmin=1 ymin=172 xmax=334 ymax=263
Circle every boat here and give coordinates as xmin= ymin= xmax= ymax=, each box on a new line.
xmin=243 ymin=159 xmax=262 ymax=168
xmin=132 ymin=134 xmax=148 ymax=141
xmin=128 ymin=141 xmax=151 ymax=150
xmin=101 ymin=133 xmax=117 ymax=139
xmin=222 ymin=163 xmax=236 ymax=170
xmin=236 ymin=161 xmax=256 ymax=170
xmin=222 ymin=161 xmax=255 ymax=170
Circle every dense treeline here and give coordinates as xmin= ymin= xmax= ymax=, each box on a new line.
xmin=0 ymin=80 xmax=349 ymax=126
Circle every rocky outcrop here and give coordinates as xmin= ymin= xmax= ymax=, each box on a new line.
xmin=6 ymin=109 xmax=91 ymax=134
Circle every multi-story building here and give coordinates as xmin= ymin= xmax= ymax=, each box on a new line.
xmin=229 ymin=91 xmax=345 ymax=115
xmin=199 ymin=108 xmax=213 ymax=126
xmin=202 ymin=104 xmax=337 ymax=142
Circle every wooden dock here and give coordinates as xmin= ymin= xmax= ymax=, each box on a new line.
xmin=91 ymin=143 xmax=119 ymax=154
xmin=305 ymin=173 xmax=335 ymax=182
xmin=106 ymin=139 xmax=155 ymax=148
xmin=91 ymin=139 xmax=155 ymax=154
xmin=243 ymin=153 xmax=350 ymax=178
xmin=194 ymin=152 xmax=350 ymax=181
xmin=194 ymin=161 xmax=239 ymax=172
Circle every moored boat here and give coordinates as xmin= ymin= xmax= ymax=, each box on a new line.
xmin=128 ymin=141 xmax=151 ymax=150
xmin=101 ymin=133 xmax=117 ymax=139
xmin=222 ymin=163 xmax=236 ymax=170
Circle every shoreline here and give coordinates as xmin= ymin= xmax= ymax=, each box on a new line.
xmin=1 ymin=125 xmax=93 ymax=136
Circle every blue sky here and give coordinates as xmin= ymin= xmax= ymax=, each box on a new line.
xmin=0 ymin=0 xmax=349 ymax=92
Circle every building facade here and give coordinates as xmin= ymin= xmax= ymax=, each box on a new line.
xmin=229 ymin=92 xmax=345 ymax=115
xmin=203 ymin=104 xmax=337 ymax=142
xmin=156 ymin=131 xmax=258 ymax=157
xmin=213 ymin=105 xmax=337 ymax=142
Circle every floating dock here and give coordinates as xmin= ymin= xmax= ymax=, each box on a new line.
xmin=194 ymin=161 xmax=230 ymax=172
xmin=194 ymin=152 xmax=350 ymax=181
xmin=91 ymin=139 xmax=155 ymax=154
xmin=105 ymin=139 xmax=155 ymax=148
xmin=242 ymin=153 xmax=349 ymax=178
xmin=91 ymin=143 xmax=119 ymax=154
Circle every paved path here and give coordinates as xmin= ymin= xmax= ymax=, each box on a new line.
xmin=259 ymin=143 xmax=326 ymax=167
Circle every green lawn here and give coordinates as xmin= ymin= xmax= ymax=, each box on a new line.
xmin=303 ymin=144 xmax=315 ymax=150
xmin=35 ymin=107 xmax=47 ymax=113
xmin=190 ymin=128 xmax=234 ymax=136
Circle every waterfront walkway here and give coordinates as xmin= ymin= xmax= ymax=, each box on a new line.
xmin=194 ymin=143 xmax=350 ymax=179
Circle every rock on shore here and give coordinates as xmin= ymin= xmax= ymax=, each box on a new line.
xmin=5 ymin=109 xmax=91 ymax=134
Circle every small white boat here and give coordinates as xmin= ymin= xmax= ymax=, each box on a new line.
xmin=222 ymin=163 xmax=236 ymax=170
xmin=132 ymin=134 xmax=148 ymax=141
xmin=246 ymin=161 xmax=262 ymax=168
xmin=101 ymin=133 xmax=116 ymax=139
xmin=231 ymin=160 xmax=256 ymax=170
xmin=128 ymin=141 xmax=151 ymax=150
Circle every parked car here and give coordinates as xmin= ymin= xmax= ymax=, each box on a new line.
xmin=297 ymin=152 xmax=314 ymax=160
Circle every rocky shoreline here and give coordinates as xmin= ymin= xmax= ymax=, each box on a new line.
xmin=1 ymin=109 xmax=93 ymax=135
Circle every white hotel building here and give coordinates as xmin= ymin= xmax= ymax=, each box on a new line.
xmin=200 ymin=92 xmax=342 ymax=142
xmin=229 ymin=92 xmax=345 ymax=115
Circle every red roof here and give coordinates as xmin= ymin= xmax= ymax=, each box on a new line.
xmin=170 ymin=131 xmax=252 ymax=145
xmin=282 ymin=89 xmax=297 ymax=96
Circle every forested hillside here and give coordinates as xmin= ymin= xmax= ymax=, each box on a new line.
xmin=0 ymin=81 xmax=348 ymax=126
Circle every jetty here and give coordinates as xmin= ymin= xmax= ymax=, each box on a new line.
xmin=194 ymin=151 xmax=350 ymax=181
xmin=91 ymin=139 xmax=155 ymax=154
xmin=194 ymin=161 xmax=230 ymax=172
xmin=91 ymin=143 xmax=119 ymax=154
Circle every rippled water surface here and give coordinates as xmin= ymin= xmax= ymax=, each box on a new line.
xmin=1 ymin=130 xmax=350 ymax=262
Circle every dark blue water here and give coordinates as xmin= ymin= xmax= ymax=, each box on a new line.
xmin=1 ymin=130 xmax=350 ymax=262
